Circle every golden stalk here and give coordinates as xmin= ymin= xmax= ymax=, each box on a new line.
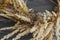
xmin=0 ymin=0 xmax=59 ymax=40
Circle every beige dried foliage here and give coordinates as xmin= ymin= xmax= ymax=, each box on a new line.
xmin=0 ymin=0 xmax=60 ymax=40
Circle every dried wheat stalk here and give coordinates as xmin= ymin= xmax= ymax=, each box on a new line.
xmin=0 ymin=0 xmax=59 ymax=40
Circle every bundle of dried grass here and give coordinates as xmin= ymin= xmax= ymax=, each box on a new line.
xmin=0 ymin=0 xmax=60 ymax=40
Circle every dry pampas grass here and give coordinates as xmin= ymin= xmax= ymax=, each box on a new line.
xmin=0 ymin=0 xmax=60 ymax=40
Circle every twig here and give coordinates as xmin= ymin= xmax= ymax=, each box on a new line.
xmin=12 ymin=28 xmax=30 ymax=40
xmin=0 ymin=27 xmax=15 ymax=31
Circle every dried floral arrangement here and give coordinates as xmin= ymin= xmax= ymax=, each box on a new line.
xmin=0 ymin=0 xmax=60 ymax=40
